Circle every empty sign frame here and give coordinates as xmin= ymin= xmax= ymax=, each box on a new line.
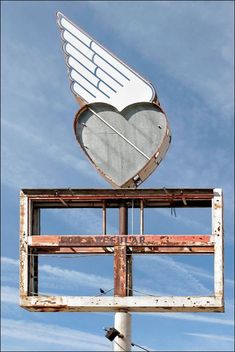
xmin=19 ymin=188 xmax=224 ymax=312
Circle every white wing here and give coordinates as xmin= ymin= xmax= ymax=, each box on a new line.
xmin=57 ymin=12 xmax=156 ymax=111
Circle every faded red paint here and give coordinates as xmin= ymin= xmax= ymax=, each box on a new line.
xmin=29 ymin=235 xmax=213 ymax=248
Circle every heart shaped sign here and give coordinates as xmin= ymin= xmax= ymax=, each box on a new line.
xmin=74 ymin=102 xmax=171 ymax=188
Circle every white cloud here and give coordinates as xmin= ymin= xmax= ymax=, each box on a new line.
xmin=40 ymin=264 xmax=113 ymax=291
xmin=41 ymin=207 xmax=118 ymax=235
xmin=2 ymin=252 xmax=233 ymax=297
xmin=135 ymin=255 xmax=211 ymax=296
xmin=185 ymin=332 xmax=234 ymax=342
xmin=1 ymin=118 xmax=103 ymax=190
xmin=141 ymin=312 xmax=234 ymax=326
xmin=152 ymin=207 xmax=211 ymax=233
xmin=1 ymin=318 xmax=110 ymax=351
xmin=1 ymin=257 xmax=18 ymax=266
xmin=1 ymin=286 xmax=19 ymax=305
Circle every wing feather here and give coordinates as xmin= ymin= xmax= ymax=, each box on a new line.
xmin=71 ymin=71 xmax=108 ymax=99
xmin=64 ymin=43 xmax=96 ymax=72
xmin=60 ymin=17 xmax=91 ymax=46
xmin=96 ymin=68 xmax=122 ymax=90
xmin=63 ymin=31 xmax=94 ymax=60
xmin=91 ymin=42 xmax=131 ymax=80
xmin=68 ymin=57 xmax=99 ymax=86
xmin=57 ymin=12 xmax=156 ymax=110
xmin=93 ymin=55 xmax=128 ymax=86
xmin=72 ymin=83 xmax=96 ymax=100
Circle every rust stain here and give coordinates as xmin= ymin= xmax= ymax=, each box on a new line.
xmin=114 ymin=245 xmax=126 ymax=297
xmin=214 ymin=202 xmax=222 ymax=209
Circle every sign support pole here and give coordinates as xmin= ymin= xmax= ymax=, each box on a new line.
xmin=114 ymin=203 xmax=132 ymax=351
xmin=114 ymin=312 xmax=132 ymax=351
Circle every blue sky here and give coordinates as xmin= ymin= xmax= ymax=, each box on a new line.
xmin=1 ymin=1 xmax=234 ymax=351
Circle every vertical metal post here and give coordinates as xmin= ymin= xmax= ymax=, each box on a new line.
xmin=212 ymin=188 xmax=224 ymax=306
xmin=114 ymin=203 xmax=132 ymax=351
xmin=19 ymin=191 xmax=29 ymax=299
xmin=102 ymin=201 xmax=106 ymax=235
xmin=28 ymin=207 xmax=40 ymax=296
xmin=140 ymin=200 xmax=144 ymax=235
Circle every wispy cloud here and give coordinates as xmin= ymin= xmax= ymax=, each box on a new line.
xmin=151 ymin=207 xmax=211 ymax=234
xmin=1 ymin=286 xmax=19 ymax=305
xmin=2 ymin=251 xmax=233 ymax=297
xmin=1 ymin=38 xmax=106 ymax=190
xmin=153 ymin=312 xmax=234 ymax=326
xmin=135 ymin=255 xmax=212 ymax=296
xmin=40 ymin=264 xmax=113 ymax=291
xmin=88 ymin=1 xmax=234 ymax=121
xmin=1 ymin=318 xmax=110 ymax=351
xmin=2 ymin=118 xmax=103 ymax=190
xmin=185 ymin=332 xmax=234 ymax=342
xmin=1 ymin=256 xmax=113 ymax=294
xmin=41 ymin=207 xmax=118 ymax=235
xmin=1 ymin=257 xmax=18 ymax=266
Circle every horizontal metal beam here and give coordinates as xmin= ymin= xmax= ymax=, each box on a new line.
xmin=29 ymin=235 xmax=214 ymax=248
xmin=33 ymin=246 xmax=213 ymax=255
xmin=34 ymin=247 xmax=113 ymax=254
xmin=21 ymin=188 xmax=214 ymax=208
xmin=20 ymin=295 xmax=224 ymax=313
xmin=22 ymin=188 xmax=215 ymax=197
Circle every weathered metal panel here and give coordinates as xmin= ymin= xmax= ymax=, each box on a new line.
xmin=74 ymin=102 xmax=171 ymax=188
xmin=20 ymin=296 xmax=224 ymax=313
xmin=28 ymin=235 xmax=214 ymax=248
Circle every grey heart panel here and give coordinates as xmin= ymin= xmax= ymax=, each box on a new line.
xmin=74 ymin=102 xmax=170 ymax=187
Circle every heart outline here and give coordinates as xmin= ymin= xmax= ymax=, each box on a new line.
xmin=74 ymin=102 xmax=171 ymax=188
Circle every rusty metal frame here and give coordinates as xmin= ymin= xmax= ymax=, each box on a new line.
xmin=19 ymin=188 xmax=224 ymax=312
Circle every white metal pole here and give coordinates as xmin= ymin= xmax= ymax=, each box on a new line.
xmin=113 ymin=312 xmax=132 ymax=351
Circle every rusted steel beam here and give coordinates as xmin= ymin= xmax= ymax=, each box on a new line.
xmin=32 ymin=201 xmax=211 ymax=209
xmin=28 ymin=235 xmax=214 ymax=248
xmin=132 ymin=246 xmax=214 ymax=254
xmin=22 ymin=188 xmax=214 ymax=198
xmin=114 ymin=245 xmax=127 ymax=296
xmin=28 ymin=194 xmax=213 ymax=202
xmin=32 ymin=245 xmax=213 ymax=255
xmin=22 ymin=188 xmax=214 ymax=210
xmin=34 ymin=247 xmax=113 ymax=254
xmin=114 ymin=204 xmax=130 ymax=297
